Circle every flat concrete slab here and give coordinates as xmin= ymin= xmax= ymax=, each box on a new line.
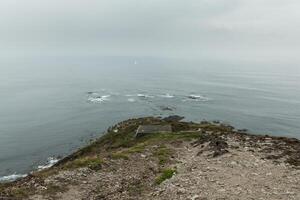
xmin=135 ymin=125 xmax=172 ymax=138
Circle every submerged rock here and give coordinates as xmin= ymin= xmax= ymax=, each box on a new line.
xmin=163 ymin=115 xmax=184 ymax=122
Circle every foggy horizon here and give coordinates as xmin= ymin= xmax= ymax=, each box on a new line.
xmin=1 ymin=0 xmax=300 ymax=62
xmin=1 ymin=0 xmax=300 ymax=192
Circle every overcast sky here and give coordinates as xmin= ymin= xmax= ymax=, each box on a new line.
xmin=0 ymin=0 xmax=300 ymax=62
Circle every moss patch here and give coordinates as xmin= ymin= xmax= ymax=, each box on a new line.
xmin=155 ymin=168 xmax=177 ymax=185
xmin=126 ymin=143 xmax=146 ymax=154
xmin=153 ymin=145 xmax=173 ymax=165
xmin=33 ymin=168 xmax=59 ymax=179
xmin=64 ymin=157 xmax=104 ymax=170
xmin=139 ymin=132 xmax=200 ymax=144
xmin=111 ymin=152 xmax=129 ymax=160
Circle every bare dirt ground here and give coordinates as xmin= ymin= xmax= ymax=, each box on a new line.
xmin=1 ymin=117 xmax=300 ymax=200
xmin=154 ymin=136 xmax=300 ymax=200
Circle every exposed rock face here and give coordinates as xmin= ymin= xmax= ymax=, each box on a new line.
xmin=0 ymin=117 xmax=299 ymax=200
xmin=163 ymin=115 xmax=184 ymax=122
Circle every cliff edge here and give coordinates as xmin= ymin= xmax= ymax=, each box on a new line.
xmin=1 ymin=116 xmax=300 ymax=200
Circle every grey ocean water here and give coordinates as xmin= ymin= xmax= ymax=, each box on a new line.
xmin=0 ymin=57 xmax=300 ymax=180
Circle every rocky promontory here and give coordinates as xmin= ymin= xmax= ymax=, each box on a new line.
xmin=1 ymin=116 xmax=300 ymax=199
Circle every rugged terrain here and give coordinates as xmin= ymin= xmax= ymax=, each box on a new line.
xmin=1 ymin=116 xmax=300 ymax=200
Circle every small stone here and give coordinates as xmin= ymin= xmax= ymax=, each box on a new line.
xmin=177 ymin=188 xmax=186 ymax=194
xmin=230 ymin=161 xmax=237 ymax=165
xmin=41 ymin=186 xmax=47 ymax=190
xmin=191 ymin=194 xmax=200 ymax=200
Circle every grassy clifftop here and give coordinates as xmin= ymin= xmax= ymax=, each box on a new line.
xmin=1 ymin=116 xmax=300 ymax=199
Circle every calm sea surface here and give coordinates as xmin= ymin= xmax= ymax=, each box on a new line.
xmin=0 ymin=57 xmax=300 ymax=180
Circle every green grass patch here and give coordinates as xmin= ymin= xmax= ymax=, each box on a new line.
xmin=138 ymin=132 xmax=200 ymax=143
xmin=57 ymin=128 xmax=202 ymax=169
xmin=111 ymin=152 xmax=129 ymax=160
xmin=34 ymin=168 xmax=58 ymax=179
xmin=155 ymin=168 xmax=177 ymax=185
xmin=153 ymin=145 xmax=173 ymax=165
xmin=64 ymin=157 xmax=104 ymax=170
xmin=199 ymin=123 xmax=234 ymax=133
xmin=126 ymin=143 xmax=146 ymax=153
xmin=69 ymin=130 xmax=137 ymax=158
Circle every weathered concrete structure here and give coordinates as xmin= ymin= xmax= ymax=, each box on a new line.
xmin=135 ymin=125 xmax=172 ymax=138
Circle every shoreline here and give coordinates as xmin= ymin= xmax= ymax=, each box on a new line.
xmin=1 ymin=116 xmax=300 ymax=199
xmin=1 ymin=118 xmax=298 ymax=184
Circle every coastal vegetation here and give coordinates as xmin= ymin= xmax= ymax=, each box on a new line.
xmin=0 ymin=116 xmax=300 ymax=199
xmin=155 ymin=168 xmax=177 ymax=185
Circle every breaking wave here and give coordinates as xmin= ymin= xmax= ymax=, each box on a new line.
xmin=159 ymin=93 xmax=174 ymax=98
xmin=37 ymin=157 xmax=59 ymax=171
xmin=137 ymin=94 xmax=154 ymax=98
xmin=125 ymin=94 xmax=154 ymax=98
xmin=184 ymin=94 xmax=211 ymax=102
xmin=87 ymin=95 xmax=111 ymax=103
xmin=86 ymin=91 xmax=210 ymax=104
xmin=127 ymin=98 xmax=136 ymax=102
xmin=0 ymin=173 xmax=27 ymax=182
xmin=0 ymin=157 xmax=59 ymax=183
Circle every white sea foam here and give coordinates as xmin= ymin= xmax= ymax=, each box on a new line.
xmin=137 ymin=94 xmax=147 ymax=97
xmin=159 ymin=93 xmax=174 ymax=98
xmin=137 ymin=94 xmax=154 ymax=98
xmin=127 ymin=98 xmax=136 ymax=102
xmin=101 ymin=95 xmax=111 ymax=99
xmin=37 ymin=157 xmax=59 ymax=171
xmin=125 ymin=94 xmax=154 ymax=98
xmin=184 ymin=94 xmax=211 ymax=102
xmin=87 ymin=95 xmax=111 ymax=103
xmin=0 ymin=173 xmax=27 ymax=182
xmin=87 ymin=92 xmax=99 ymax=95
xmin=0 ymin=157 xmax=60 ymax=183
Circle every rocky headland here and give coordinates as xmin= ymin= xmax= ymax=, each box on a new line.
xmin=0 ymin=116 xmax=300 ymax=200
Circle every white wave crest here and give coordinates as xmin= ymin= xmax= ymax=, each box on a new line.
xmin=159 ymin=93 xmax=174 ymax=98
xmin=125 ymin=94 xmax=154 ymax=98
xmin=88 ymin=95 xmax=111 ymax=103
xmin=137 ymin=94 xmax=154 ymax=98
xmin=127 ymin=98 xmax=136 ymax=102
xmin=184 ymin=94 xmax=211 ymax=102
xmin=37 ymin=157 xmax=59 ymax=171
xmin=0 ymin=173 xmax=27 ymax=182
